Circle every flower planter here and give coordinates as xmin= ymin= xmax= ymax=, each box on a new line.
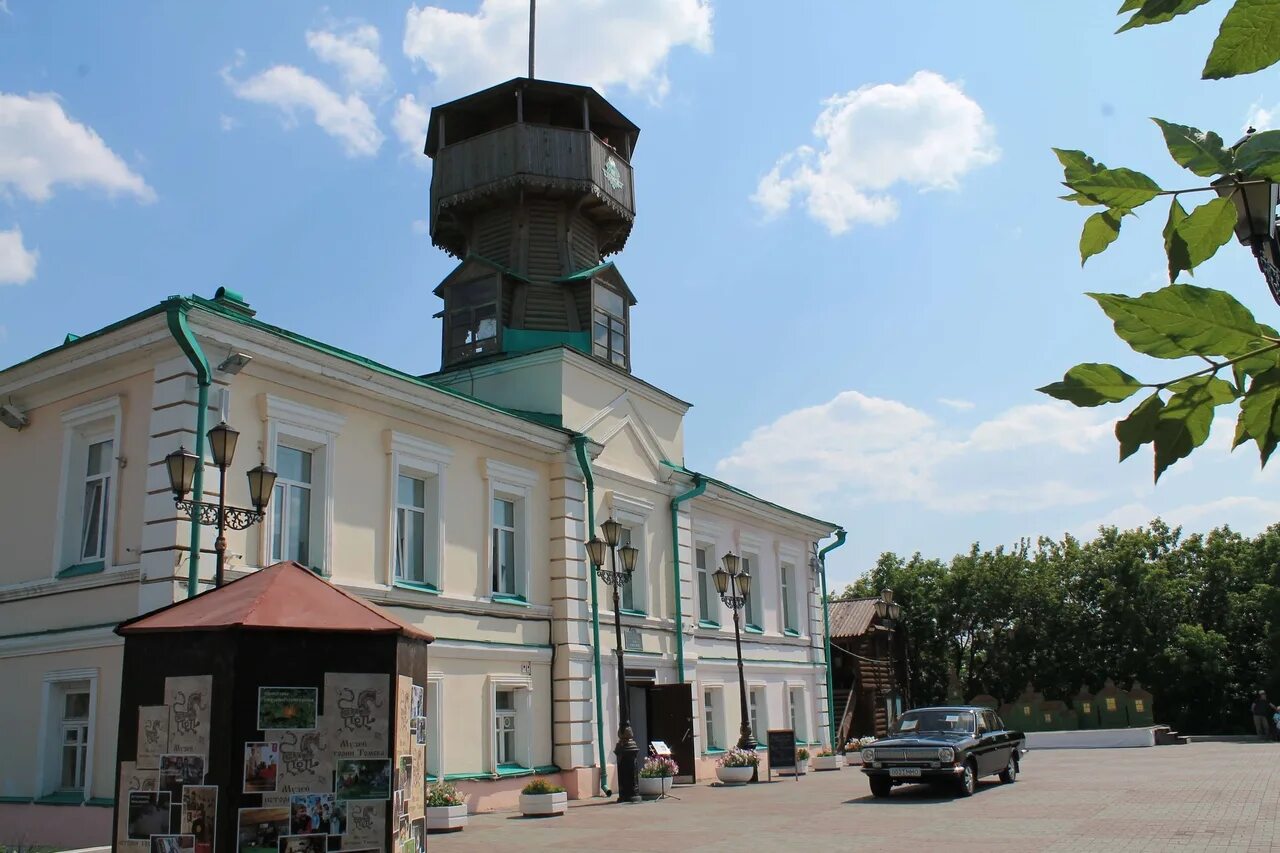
xmin=639 ymin=775 xmax=673 ymax=798
xmin=716 ymin=764 xmax=754 ymax=785
xmin=811 ymin=754 xmax=843 ymax=772
xmin=796 ymin=758 xmax=809 ymax=775
xmin=520 ymin=791 xmax=567 ymax=817
xmin=845 ymin=753 xmax=863 ymax=766
xmin=425 ymin=804 xmax=468 ymax=832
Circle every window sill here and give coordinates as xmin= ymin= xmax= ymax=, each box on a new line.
xmin=704 ymin=747 xmax=725 ymax=755
xmin=619 ymin=608 xmax=647 ymax=618
xmin=783 ymin=628 xmax=801 ymax=638
xmin=744 ymin=624 xmax=764 ymax=634
xmin=394 ymin=579 xmax=441 ymax=595
xmin=697 ymin=619 xmax=720 ymax=629
xmin=57 ymin=561 xmax=104 ymax=579
xmin=491 ymin=593 xmax=530 ymax=607
xmin=444 ymin=763 xmax=558 ymax=782
xmin=34 ymin=792 xmax=87 ymax=806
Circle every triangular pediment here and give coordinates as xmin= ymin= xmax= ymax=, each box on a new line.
xmin=432 ymin=254 xmax=529 ymax=297
xmin=580 ymin=391 xmax=667 ymax=481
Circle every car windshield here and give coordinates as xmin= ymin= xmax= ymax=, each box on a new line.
xmin=891 ymin=710 xmax=975 ymax=735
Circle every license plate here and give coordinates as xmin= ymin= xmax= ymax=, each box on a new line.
xmin=889 ymin=767 xmax=922 ymax=778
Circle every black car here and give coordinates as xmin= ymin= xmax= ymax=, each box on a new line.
xmin=859 ymin=705 xmax=1026 ymax=798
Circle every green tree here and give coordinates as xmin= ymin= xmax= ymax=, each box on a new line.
xmin=1040 ymin=1 xmax=1280 ymax=480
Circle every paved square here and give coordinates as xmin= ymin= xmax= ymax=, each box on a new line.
xmin=431 ymin=743 xmax=1280 ymax=852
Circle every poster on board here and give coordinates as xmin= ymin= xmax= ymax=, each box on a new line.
xmin=164 ymin=675 xmax=212 ymax=757
xmin=324 ymin=673 xmax=389 ymax=759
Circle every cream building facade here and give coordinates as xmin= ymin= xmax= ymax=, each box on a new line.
xmin=0 ymin=77 xmax=844 ymax=847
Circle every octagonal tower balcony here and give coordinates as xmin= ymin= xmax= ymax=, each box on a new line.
xmin=425 ymin=78 xmax=638 ymax=259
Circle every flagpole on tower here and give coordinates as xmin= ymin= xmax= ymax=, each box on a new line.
xmin=528 ymin=0 xmax=536 ymax=79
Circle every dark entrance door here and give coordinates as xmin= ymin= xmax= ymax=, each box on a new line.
xmin=646 ymin=683 xmax=695 ymax=784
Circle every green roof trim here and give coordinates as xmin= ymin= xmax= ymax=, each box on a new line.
xmin=57 ymin=561 xmax=104 ymax=579
xmin=555 ymin=261 xmax=616 ymax=282
xmin=502 ymin=328 xmax=589 ymax=360
xmin=661 ymin=461 xmax=840 ymax=530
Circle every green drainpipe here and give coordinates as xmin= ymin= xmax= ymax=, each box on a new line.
xmin=572 ymin=435 xmax=611 ymax=796
xmin=669 ymin=473 xmax=706 ymax=683
xmin=165 ymin=299 xmax=212 ymax=600
xmin=817 ymin=528 xmax=847 ymax=748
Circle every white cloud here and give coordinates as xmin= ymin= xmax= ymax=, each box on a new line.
xmin=753 ymin=71 xmax=999 ymax=234
xmin=402 ymin=0 xmax=712 ymax=102
xmin=306 ymin=24 xmax=388 ymax=93
xmin=714 ymin=390 xmax=1111 ymax=516
xmin=1245 ymin=98 xmax=1276 ymax=131
xmin=0 ymin=226 xmax=37 ymax=285
xmin=0 ymin=92 xmax=155 ymax=202
xmin=1076 ymin=496 xmax=1280 ymax=540
xmin=392 ymin=93 xmax=430 ymax=154
xmin=225 ymin=65 xmax=383 ymax=157
xmin=219 ymin=114 xmax=239 ymax=131
xmin=938 ymin=397 xmax=975 ymax=411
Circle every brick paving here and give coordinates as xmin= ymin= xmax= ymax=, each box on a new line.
xmin=429 ymin=742 xmax=1280 ymax=852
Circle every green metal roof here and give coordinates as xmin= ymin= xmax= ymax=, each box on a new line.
xmin=661 ymin=460 xmax=841 ymax=532
xmin=555 ymin=261 xmax=615 ymax=282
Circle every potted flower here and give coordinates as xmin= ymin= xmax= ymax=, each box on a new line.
xmin=639 ymin=754 xmax=679 ymax=797
xmin=519 ymin=777 xmax=567 ymax=817
xmin=714 ymin=748 xmax=759 ymax=785
xmin=811 ymin=746 xmax=843 ymax=772
xmin=845 ymin=736 xmax=877 ymax=765
xmin=425 ymin=781 xmax=467 ymax=832
xmin=795 ymin=747 xmax=810 ymax=775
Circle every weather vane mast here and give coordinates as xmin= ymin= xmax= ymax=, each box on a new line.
xmin=528 ymin=0 xmax=536 ymax=79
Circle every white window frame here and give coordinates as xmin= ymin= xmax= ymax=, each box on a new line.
xmin=787 ymin=684 xmax=810 ymax=743
xmin=780 ymin=561 xmax=798 ymax=634
xmin=36 ymin=668 xmax=98 ymax=800
xmin=695 ymin=543 xmax=718 ymax=625
xmin=741 ymin=553 xmax=762 ymax=631
xmin=609 ymin=492 xmax=654 ymax=616
xmin=385 ymin=431 xmax=452 ymax=591
xmin=702 ymin=685 xmax=726 ymax=753
xmin=425 ymin=673 xmax=445 ymax=779
xmin=748 ymin=684 xmax=768 ymax=740
xmin=53 ymin=397 xmax=122 ymax=575
xmin=484 ymin=459 xmax=537 ymax=602
xmin=486 ymin=674 xmax=533 ymax=772
xmin=260 ymin=395 xmax=344 ymax=574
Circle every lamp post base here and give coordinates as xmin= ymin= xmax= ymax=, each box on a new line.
xmin=614 ymin=735 xmax=642 ymax=803
xmin=738 ymin=729 xmax=759 ymax=782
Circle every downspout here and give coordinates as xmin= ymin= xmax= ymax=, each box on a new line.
xmin=572 ymin=435 xmax=611 ymax=796
xmin=817 ymin=528 xmax=847 ymax=748
xmin=165 ymin=299 xmax=212 ymax=600
xmin=669 ymin=473 xmax=706 ymax=683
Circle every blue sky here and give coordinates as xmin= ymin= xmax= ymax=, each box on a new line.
xmin=3 ymin=1 xmax=1279 ymax=588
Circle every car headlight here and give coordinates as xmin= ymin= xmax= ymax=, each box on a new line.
xmin=861 ymin=748 xmax=875 ymax=763
xmin=938 ymin=747 xmax=955 ymax=763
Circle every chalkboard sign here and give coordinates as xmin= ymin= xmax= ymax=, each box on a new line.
xmin=766 ymin=729 xmax=797 ymax=781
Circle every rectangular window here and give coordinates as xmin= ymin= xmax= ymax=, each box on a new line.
xmin=592 ymin=282 xmax=628 ymax=368
xmin=447 ymin=276 xmax=499 ymax=362
xmin=495 ymin=690 xmax=516 ymax=765
xmin=749 ymin=688 xmax=761 ymax=737
xmin=59 ymin=690 xmax=90 ymax=792
xmin=789 ymin=688 xmax=806 ymax=741
xmin=780 ymin=563 xmax=796 ymax=632
xmin=742 ymin=555 xmax=759 ymax=628
xmin=620 ymin=527 xmax=639 ymax=611
xmin=395 ymin=474 xmax=427 ymax=584
xmin=271 ymin=445 xmax=313 ymax=565
xmin=696 ymin=546 xmax=712 ymax=623
xmin=492 ymin=497 xmax=517 ymax=595
xmin=704 ymin=689 xmax=719 ymax=750
xmin=78 ymin=439 xmax=113 ymax=562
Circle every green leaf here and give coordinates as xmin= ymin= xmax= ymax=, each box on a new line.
xmin=1116 ymin=393 xmax=1165 ymax=461
xmin=1088 ymin=284 xmax=1265 ymax=360
xmin=1081 ymin=210 xmax=1124 ymax=265
xmin=1170 ymin=197 xmax=1238 ymax=273
xmin=1118 ymin=0 xmax=1214 ymax=32
xmin=1239 ymin=367 xmax=1280 ymax=464
xmin=1232 ymin=406 xmax=1252 ymax=449
xmin=1065 ymin=167 xmax=1162 ymax=210
xmin=1153 ymin=377 xmax=1236 ymax=479
xmin=1203 ymin=0 xmax=1280 ymax=79
xmin=1038 ymin=363 xmax=1144 ymax=407
xmin=1164 ymin=198 xmax=1191 ymax=282
xmin=1118 ymin=0 xmax=1145 ymax=11
xmin=1151 ymin=119 xmax=1233 ymax=177
xmin=1234 ymin=129 xmax=1280 ymax=181
xmin=1061 ymin=192 xmax=1104 ymax=207
xmin=1053 ymin=149 xmax=1104 ymax=183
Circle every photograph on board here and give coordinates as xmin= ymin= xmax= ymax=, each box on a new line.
xmin=258 ymin=687 xmax=318 ymax=731
xmin=243 ymin=742 xmax=281 ymax=793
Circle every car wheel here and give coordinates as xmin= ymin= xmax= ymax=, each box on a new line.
xmin=999 ymin=755 xmax=1018 ymax=784
xmin=869 ymin=777 xmax=893 ymax=799
xmin=956 ymin=761 xmax=977 ymax=797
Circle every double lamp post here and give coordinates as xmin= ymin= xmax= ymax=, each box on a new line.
xmin=713 ymin=553 xmax=759 ymax=780
xmin=164 ymin=421 xmax=276 ymax=588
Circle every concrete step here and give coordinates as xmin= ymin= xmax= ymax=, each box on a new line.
xmin=1183 ymin=734 xmax=1272 ymax=743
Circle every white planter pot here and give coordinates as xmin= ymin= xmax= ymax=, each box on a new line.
xmin=812 ymin=755 xmax=843 ymax=772
xmin=780 ymin=759 xmax=810 ymax=776
xmin=796 ymin=758 xmax=809 ymax=775
xmin=638 ymin=775 xmax=673 ymax=798
xmin=520 ymin=791 xmax=567 ymax=817
xmin=425 ymin=804 xmax=468 ymax=831
xmin=716 ymin=764 xmax=755 ymax=785
xmin=845 ymin=753 xmax=863 ymax=766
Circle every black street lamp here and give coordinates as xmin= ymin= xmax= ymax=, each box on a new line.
xmin=165 ymin=421 xmax=277 ymax=588
xmin=712 ymin=552 xmax=758 ymax=781
xmin=1213 ymin=128 xmax=1280 ymax=305
xmin=586 ymin=517 xmax=641 ymax=803
xmin=874 ymin=589 xmax=903 ymax=726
